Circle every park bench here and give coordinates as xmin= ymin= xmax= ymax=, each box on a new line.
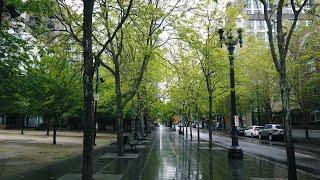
xmin=134 ymin=132 xmax=151 ymax=141
xmin=123 ymin=135 xmax=139 ymax=152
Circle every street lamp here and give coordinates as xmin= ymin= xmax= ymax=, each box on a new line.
xmin=93 ymin=62 xmax=104 ymax=145
xmin=218 ymin=15 xmax=244 ymax=159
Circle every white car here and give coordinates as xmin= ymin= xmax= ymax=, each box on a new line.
xmin=244 ymin=126 xmax=263 ymax=138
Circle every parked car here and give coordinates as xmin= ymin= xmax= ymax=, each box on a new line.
xmin=237 ymin=126 xmax=247 ymax=136
xmin=244 ymin=126 xmax=263 ymax=138
xmin=258 ymin=124 xmax=284 ymax=141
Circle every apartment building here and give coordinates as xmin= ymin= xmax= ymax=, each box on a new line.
xmin=235 ymin=0 xmax=320 ymax=128
xmin=242 ymin=0 xmax=315 ymax=41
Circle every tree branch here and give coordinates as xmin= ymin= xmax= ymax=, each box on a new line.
xmin=95 ymin=0 xmax=134 ymax=58
xmin=259 ymin=0 xmax=281 ymax=72
xmin=285 ymin=0 xmax=308 ymax=59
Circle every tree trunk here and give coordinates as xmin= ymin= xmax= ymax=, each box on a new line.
xmin=21 ymin=115 xmax=26 ymax=135
xmin=115 ymin=68 xmax=124 ymax=156
xmin=208 ymin=93 xmax=213 ymax=148
xmin=93 ymin=65 xmax=99 ymax=146
xmin=46 ymin=118 xmax=50 ymax=136
xmin=257 ymin=106 xmax=261 ymax=126
xmin=280 ymin=74 xmax=297 ymax=180
xmin=264 ymin=99 xmax=272 ymax=123
xmin=144 ymin=108 xmax=150 ymax=135
xmin=185 ymin=116 xmax=188 ymax=136
xmin=26 ymin=117 xmax=29 ymax=127
xmin=197 ymin=116 xmax=200 ymax=142
xmin=93 ymin=99 xmax=97 ymax=146
xmin=53 ymin=122 xmax=57 ymax=145
xmin=82 ymin=1 xmax=95 ymax=179
xmin=305 ymin=125 xmax=309 ymax=140
xmin=300 ymin=104 xmax=310 ymax=140
xmin=190 ymin=122 xmax=192 ymax=140
xmin=239 ymin=116 xmax=244 ymax=127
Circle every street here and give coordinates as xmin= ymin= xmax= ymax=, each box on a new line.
xmin=189 ymin=127 xmax=320 ymax=176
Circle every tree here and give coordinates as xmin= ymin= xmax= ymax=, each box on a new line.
xmin=93 ymin=0 xmax=185 ymax=155
xmin=81 ymin=0 xmax=95 ymax=179
xmin=0 ymin=24 xmax=34 ymax=134
xmin=258 ymin=0 xmax=309 ymax=179
xmin=237 ymin=36 xmax=278 ymax=126
xmin=288 ymin=9 xmax=320 ymax=139
xmin=53 ymin=0 xmax=133 ymax=178
xmin=176 ymin=1 xmax=228 ymax=148
xmin=25 ymin=45 xmax=82 ymax=144
xmin=1 ymin=0 xmax=57 ymax=135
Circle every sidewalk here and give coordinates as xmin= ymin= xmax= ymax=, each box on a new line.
xmin=2 ymin=133 xmax=156 ymax=180
xmin=293 ymin=129 xmax=320 ymax=139
xmin=292 ymin=129 xmax=320 ymax=144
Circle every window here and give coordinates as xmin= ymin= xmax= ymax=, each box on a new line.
xmin=245 ymin=0 xmax=252 ymax=9
xmin=310 ymin=109 xmax=320 ymax=122
xmin=257 ymin=20 xmax=265 ymax=30
xmin=307 ymin=59 xmax=316 ymax=73
xmin=253 ymin=0 xmax=262 ymax=9
xmin=253 ymin=0 xmax=263 ymax=13
xmin=247 ymin=20 xmax=254 ymax=30
xmin=313 ymin=86 xmax=318 ymax=96
xmin=267 ymin=125 xmax=272 ymax=129
xmin=305 ymin=0 xmax=313 ymax=9
xmin=275 ymin=125 xmax=283 ymax=129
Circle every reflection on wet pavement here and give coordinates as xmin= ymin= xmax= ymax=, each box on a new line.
xmin=127 ymin=127 xmax=318 ymax=180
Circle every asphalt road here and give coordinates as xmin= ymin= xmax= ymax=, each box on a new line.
xmin=186 ymin=127 xmax=320 ymax=177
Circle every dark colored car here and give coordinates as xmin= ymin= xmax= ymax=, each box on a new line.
xmin=154 ymin=122 xmax=160 ymax=127
xmin=237 ymin=126 xmax=246 ymax=136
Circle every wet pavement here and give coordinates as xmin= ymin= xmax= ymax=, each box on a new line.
xmin=123 ymin=127 xmax=319 ymax=180
xmin=3 ymin=128 xmax=319 ymax=180
xmin=190 ymin=128 xmax=320 ymax=176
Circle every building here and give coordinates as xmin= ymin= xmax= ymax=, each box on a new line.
xmin=241 ymin=0 xmax=315 ymax=41
xmin=237 ymin=0 xmax=320 ymax=129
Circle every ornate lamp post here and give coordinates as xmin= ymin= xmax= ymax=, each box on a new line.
xmin=218 ymin=16 xmax=244 ymax=159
